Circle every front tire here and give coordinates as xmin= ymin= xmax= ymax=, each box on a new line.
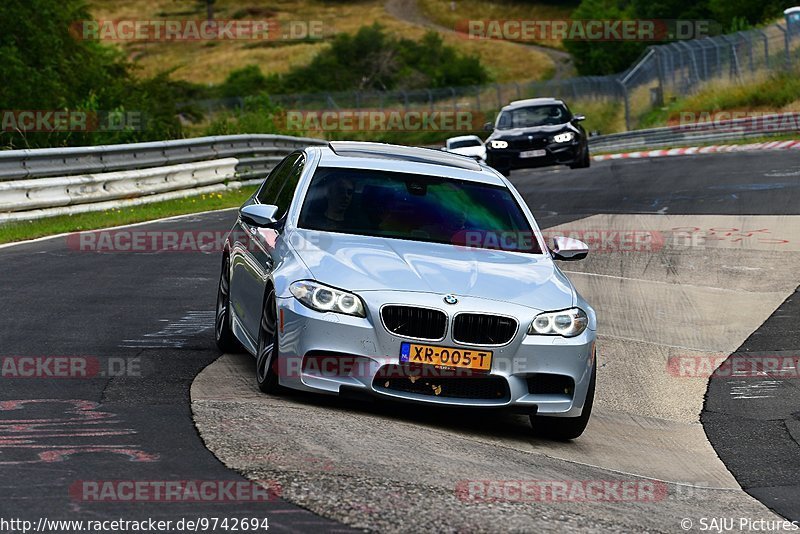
xmin=255 ymin=287 xmax=282 ymax=394
xmin=215 ymin=255 xmax=244 ymax=353
xmin=530 ymin=364 xmax=595 ymax=440
xmin=570 ymin=146 xmax=591 ymax=169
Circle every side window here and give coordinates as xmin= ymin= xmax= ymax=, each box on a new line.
xmin=273 ymin=154 xmax=306 ymax=220
xmin=256 ymin=153 xmax=301 ymax=206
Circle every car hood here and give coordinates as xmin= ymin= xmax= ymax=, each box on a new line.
xmin=290 ymin=230 xmax=574 ymax=311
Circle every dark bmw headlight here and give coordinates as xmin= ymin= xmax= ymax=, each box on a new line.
xmin=528 ymin=308 xmax=588 ymax=337
xmin=553 ymin=132 xmax=575 ymax=143
xmin=489 ymin=140 xmax=508 ymax=149
xmin=290 ymin=281 xmax=366 ymax=317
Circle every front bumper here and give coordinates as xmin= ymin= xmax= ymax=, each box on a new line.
xmin=487 ymin=142 xmax=581 ymax=170
xmin=275 ymin=291 xmax=596 ymax=417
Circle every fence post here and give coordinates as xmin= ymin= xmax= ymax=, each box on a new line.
xmin=755 ymin=29 xmax=769 ymax=66
xmin=618 ymin=80 xmax=630 ymax=131
xmin=776 ymin=24 xmax=791 ymax=70
xmin=720 ymin=35 xmax=740 ymax=79
xmin=737 ymin=31 xmax=754 ymax=75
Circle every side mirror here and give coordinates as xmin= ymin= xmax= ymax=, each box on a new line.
xmin=483 ymin=122 xmax=494 ymax=132
xmin=572 ymin=114 xmax=586 ymax=122
xmin=240 ymin=204 xmax=279 ymax=228
xmin=550 ymin=236 xmax=588 ymax=261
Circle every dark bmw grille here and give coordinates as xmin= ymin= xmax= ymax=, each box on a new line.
xmin=381 ymin=306 xmax=447 ymax=340
xmin=452 ymin=314 xmax=517 ymax=345
xmin=509 ymin=136 xmax=548 ymax=149
xmin=374 ymin=365 xmax=509 ymax=400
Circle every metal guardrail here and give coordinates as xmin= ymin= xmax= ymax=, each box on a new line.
xmin=0 ymin=134 xmax=325 ymax=181
xmin=0 ymin=134 xmax=326 ymax=222
xmin=588 ymin=112 xmax=800 ymax=152
xmin=1 ymin=118 xmax=796 ymax=223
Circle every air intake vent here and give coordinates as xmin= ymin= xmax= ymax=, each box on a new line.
xmin=452 ymin=314 xmax=517 ymax=345
xmin=381 ymin=306 xmax=447 ymax=340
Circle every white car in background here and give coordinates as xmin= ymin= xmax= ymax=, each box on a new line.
xmin=443 ymin=135 xmax=486 ymax=162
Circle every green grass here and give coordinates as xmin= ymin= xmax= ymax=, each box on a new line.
xmin=0 ymin=186 xmax=257 ymax=245
xmin=638 ymin=71 xmax=800 ymax=129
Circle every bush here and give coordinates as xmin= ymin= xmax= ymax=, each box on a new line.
xmin=277 ymin=24 xmax=490 ymax=93
xmin=204 ymin=94 xmax=289 ymax=136
xmin=0 ymin=0 xmax=182 ymax=148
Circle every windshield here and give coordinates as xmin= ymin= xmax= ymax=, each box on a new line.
xmin=298 ymin=168 xmax=542 ymax=253
xmin=496 ymin=104 xmax=572 ymax=129
xmin=449 ymin=138 xmax=482 ymax=149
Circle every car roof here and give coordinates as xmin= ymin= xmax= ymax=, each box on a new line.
xmin=313 ymin=141 xmax=504 ymax=185
xmin=502 ymin=97 xmax=565 ymax=111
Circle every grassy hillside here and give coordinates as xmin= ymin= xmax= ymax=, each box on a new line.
xmin=417 ymin=0 xmax=577 ymax=49
xmin=87 ymin=0 xmax=554 ymax=85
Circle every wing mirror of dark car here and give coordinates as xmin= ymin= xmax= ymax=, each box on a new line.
xmin=240 ymin=204 xmax=279 ymax=228
xmin=549 ymin=236 xmax=589 ymax=261
xmin=572 ymin=114 xmax=586 ymax=122
xmin=483 ymin=122 xmax=494 ymax=132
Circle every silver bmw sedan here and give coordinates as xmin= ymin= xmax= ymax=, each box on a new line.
xmin=215 ymin=141 xmax=597 ymax=440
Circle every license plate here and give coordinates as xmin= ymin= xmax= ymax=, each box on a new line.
xmin=519 ymin=149 xmax=546 ymax=158
xmin=400 ymin=342 xmax=492 ymax=371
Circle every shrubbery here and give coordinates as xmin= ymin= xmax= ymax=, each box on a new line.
xmin=0 ymin=0 xmax=183 ymax=148
xmin=565 ymin=0 xmax=789 ymax=75
xmin=228 ymin=24 xmax=490 ymax=95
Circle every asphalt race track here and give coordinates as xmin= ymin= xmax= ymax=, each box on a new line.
xmin=1 ymin=150 xmax=799 ymax=532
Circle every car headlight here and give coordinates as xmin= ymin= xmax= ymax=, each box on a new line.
xmin=490 ymin=140 xmax=508 ymax=149
xmin=553 ymin=132 xmax=575 ymax=143
xmin=290 ymin=281 xmax=366 ymax=317
xmin=528 ymin=308 xmax=588 ymax=337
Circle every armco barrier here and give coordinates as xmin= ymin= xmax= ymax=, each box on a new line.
xmin=0 ymin=159 xmax=238 ymax=212
xmin=1 ymin=119 xmax=795 ymax=223
xmin=589 ymin=112 xmax=800 ymax=153
xmin=0 ymin=135 xmax=326 ymax=222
